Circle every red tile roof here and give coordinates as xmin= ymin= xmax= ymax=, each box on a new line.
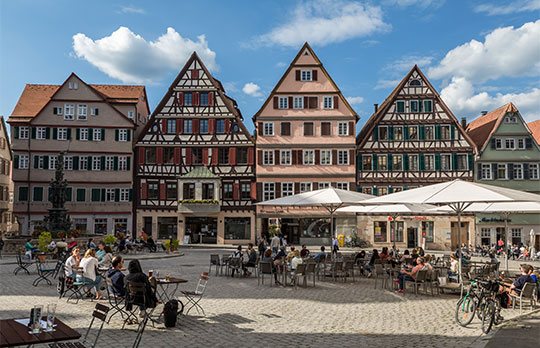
xmin=527 ymin=119 xmax=540 ymax=145
xmin=91 ymin=85 xmax=144 ymax=102
xmin=466 ymin=103 xmax=518 ymax=151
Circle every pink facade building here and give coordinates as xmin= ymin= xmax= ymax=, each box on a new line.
xmin=254 ymin=43 xmax=358 ymax=245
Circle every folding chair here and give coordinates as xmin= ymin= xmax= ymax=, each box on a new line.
xmin=65 ymin=267 xmax=86 ymax=304
xmin=258 ymin=262 xmax=274 ymax=287
xmin=181 ymin=272 xmax=208 ymax=316
xmin=14 ymin=250 xmax=34 ymax=275
xmin=49 ymin=303 xmax=109 ymax=348
xmin=33 ymin=258 xmax=56 ymax=286
xmin=209 ymin=254 xmax=221 ymax=276
xmin=105 ymin=278 xmax=133 ymax=324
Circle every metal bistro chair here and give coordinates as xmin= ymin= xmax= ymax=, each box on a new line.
xmin=291 ymin=263 xmax=306 ymax=289
xmin=329 ymin=260 xmax=344 ymax=282
xmin=33 ymin=258 xmax=57 ymax=286
xmin=303 ymin=262 xmax=317 ymax=287
xmin=510 ymin=282 xmax=536 ymax=315
xmin=258 ymin=261 xmax=274 ymax=287
xmin=315 ymin=254 xmax=327 ymax=280
xmin=209 ymin=254 xmax=221 ymax=276
xmin=125 ymin=281 xmax=154 ymax=348
xmin=228 ymin=257 xmax=242 ymax=278
xmin=373 ymin=263 xmax=388 ymax=289
xmin=220 ymin=254 xmax=231 ymax=276
xmin=404 ymin=269 xmax=428 ymax=296
xmin=246 ymin=254 xmax=259 ymax=278
xmin=181 ymin=272 xmax=209 ymax=316
xmin=343 ymin=260 xmax=356 ymax=283
xmin=105 ymin=278 xmax=134 ymax=324
xmin=49 ymin=303 xmax=109 ymax=348
xmin=426 ymin=269 xmax=441 ymax=296
xmin=14 ymin=251 xmax=34 ymax=275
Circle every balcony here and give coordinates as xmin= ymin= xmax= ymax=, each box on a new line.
xmin=178 ymin=199 xmax=221 ymax=215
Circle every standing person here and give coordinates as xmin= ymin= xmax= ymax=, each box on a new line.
xmin=79 ymin=249 xmax=104 ymax=300
xmin=270 ymin=234 xmax=280 ymax=255
xmin=289 ymin=250 xmax=303 ymax=286
xmin=258 ymin=238 xmax=267 ymax=259
xmin=332 ymin=236 xmax=339 ymax=257
xmin=106 ymin=256 xmax=126 ymax=296
xmin=64 ymin=247 xmax=81 ymax=278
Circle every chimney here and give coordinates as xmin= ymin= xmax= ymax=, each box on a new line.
xmin=374 ymin=104 xmax=378 ymax=112
xmin=481 ymin=111 xmax=488 ymax=116
xmin=461 ymin=117 xmax=467 ymax=129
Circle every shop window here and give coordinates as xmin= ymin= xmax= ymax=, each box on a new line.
xmin=374 ymin=221 xmax=387 ymax=243
xmin=224 ymin=217 xmax=251 ymax=240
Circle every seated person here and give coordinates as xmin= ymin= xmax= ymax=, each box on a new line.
xmin=96 ymin=242 xmax=106 ymax=261
xmin=487 ymin=253 xmax=499 ymax=265
xmin=87 ymin=238 xmax=97 ymax=250
xmin=287 ymin=246 xmax=296 ymax=261
xmin=125 ymin=259 xmax=157 ymax=312
xmin=355 ymin=250 xmax=366 ymax=264
xmin=527 ymin=265 xmax=537 ymax=282
xmin=448 ymin=253 xmax=459 ymax=278
xmin=107 ymin=256 xmax=126 ymax=297
xmin=79 ymin=249 xmax=104 ymax=300
xmin=313 ymin=246 xmax=326 ymax=262
xmin=273 ymin=247 xmax=287 ymax=262
xmin=231 ymin=245 xmax=247 ymax=277
xmin=244 ymin=243 xmax=257 ymax=276
xmin=25 ymin=238 xmax=39 ymax=255
xmin=397 ymin=257 xmax=425 ymax=293
xmin=380 ymin=247 xmax=390 ymax=260
xmin=502 ymin=264 xmax=535 ymax=295
xmin=98 ymin=246 xmax=114 ymax=268
xmin=400 ymin=250 xmax=411 ymax=263
xmin=261 ymin=249 xmax=281 ymax=285
xmin=364 ymin=249 xmax=380 ymax=276
xmin=64 ymin=247 xmax=81 ymax=278
xmin=289 ymin=250 xmax=303 ymax=285
xmin=300 ymin=245 xmax=310 ymax=258
xmin=146 ymin=237 xmax=157 ymax=252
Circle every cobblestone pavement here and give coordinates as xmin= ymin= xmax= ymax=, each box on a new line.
xmin=0 ymin=249 xmax=534 ymax=348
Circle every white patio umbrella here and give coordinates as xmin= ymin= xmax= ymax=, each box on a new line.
xmin=257 ymin=188 xmax=373 ymax=251
xmin=360 ymin=179 xmax=540 ymax=283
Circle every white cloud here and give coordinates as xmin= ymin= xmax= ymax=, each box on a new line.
xmin=384 ymin=0 xmax=444 ymax=8
xmin=346 ymin=96 xmax=364 ymax=105
xmin=256 ymin=0 xmax=390 ymax=47
xmin=441 ymin=77 xmax=540 ymax=122
xmin=276 ymin=61 xmax=287 ymax=68
xmin=223 ymin=82 xmax=239 ymax=94
xmin=119 ymin=6 xmax=146 ymax=14
xmin=72 ymin=27 xmax=217 ymax=83
xmin=475 ymin=0 xmax=540 ymax=15
xmin=428 ymin=20 xmax=540 ymax=83
xmin=384 ymin=55 xmax=433 ymax=72
xmin=242 ymin=82 xmax=262 ymax=97
xmin=375 ymin=79 xmax=401 ymax=90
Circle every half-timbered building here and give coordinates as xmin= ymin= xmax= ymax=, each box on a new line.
xmin=135 ymin=52 xmax=256 ymax=244
xmin=355 ymin=65 xmax=476 ymax=250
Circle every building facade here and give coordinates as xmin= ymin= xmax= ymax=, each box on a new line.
xmin=356 ymin=66 xmax=476 ymax=250
xmin=8 ymin=73 xmax=149 ymax=235
xmin=254 ymin=43 xmax=358 ymax=246
xmin=0 ymin=117 xmax=17 ymax=236
xmin=135 ymin=53 xmax=256 ymax=244
xmin=466 ymin=103 xmax=540 ymax=249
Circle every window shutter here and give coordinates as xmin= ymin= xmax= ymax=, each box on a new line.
xmin=403 ymin=126 xmax=409 ymax=140
xmin=332 ymin=150 xmax=337 ymax=165
xmin=247 ymin=147 xmax=254 ymax=165
xmin=178 ymin=119 xmax=183 ymax=134
xmin=33 ymin=156 xmax=38 ymax=169
xmin=115 ymin=188 xmax=120 ymax=202
xmin=193 ymin=92 xmax=200 ymax=106
xmin=127 ymin=156 xmax=131 ymax=170
xmin=45 ymin=128 xmax=50 ymax=139
xmin=76 ymin=128 xmax=80 ymax=140
xmin=435 ymin=125 xmax=441 ymax=140
xmin=138 ymin=147 xmax=145 ymax=165
xmin=101 ymin=188 xmax=106 ymax=202
xmin=115 ymin=130 xmax=119 ymax=141
xmin=350 ymin=150 xmax=355 ymax=165
xmin=419 ymin=154 xmax=425 ymax=171
xmin=65 ymin=188 xmax=72 ymax=202
xmin=258 ymin=122 xmax=263 ymax=136
xmin=101 ymin=128 xmax=105 ymax=140
xmin=191 ymin=69 xmax=199 ymax=79
xmin=185 ymin=148 xmax=192 ymax=165
xmin=203 ymin=148 xmax=209 ymax=165
xmin=435 ymin=154 xmax=441 ymax=171
xmin=295 ymin=70 xmax=301 ymax=81
xmin=174 ymin=148 xmax=181 ymax=165
xmin=372 ymin=154 xmax=378 ymax=171
xmin=159 ymin=183 xmax=166 ymax=200
xmin=212 ymin=148 xmax=219 ymax=165
xmin=225 ymin=119 xmax=230 ymax=133
xmin=113 ymin=156 xmax=119 ymax=171
xmin=452 ymin=154 xmax=457 ymax=170
xmin=274 ymin=150 xmax=279 ymax=164
xmin=31 ymin=127 xmax=36 ymax=139
xmin=52 ymin=128 xmax=58 ymax=140
xmin=387 ymin=154 xmax=393 ymax=171
xmin=388 ymin=126 xmax=394 ymax=141
xmin=508 ymin=163 xmax=514 ymax=179
xmin=95 ymin=108 xmax=99 ymax=115
xmin=100 ymin=156 xmax=105 ymax=170
xmin=229 ymin=148 xmax=237 ymax=165
xmin=141 ymin=183 xmax=147 ymax=200
xmin=315 ymin=150 xmax=320 ymax=165
xmin=334 ymin=96 xmax=339 ymax=109
xmin=372 ymin=126 xmax=378 ymax=141
xmin=357 ymin=155 xmax=361 ymax=172
xmin=233 ymin=183 xmax=240 ymax=200
xmin=14 ymin=155 xmax=19 ymax=169
xmin=257 ymin=150 xmax=263 ymax=165
xmin=477 ymin=163 xmax=482 ymax=180
xmin=373 ymin=187 xmax=378 ymax=196
xmin=349 ymin=122 xmax=354 ymax=136
xmin=14 ymin=127 xmax=19 ymax=139
xmin=312 ymin=70 xmax=318 ymax=81
xmin=304 ymin=96 xmax=309 ymax=108
xmin=88 ymin=128 xmax=93 ymax=141
xmin=156 ymin=147 xmax=163 ymax=165
xmin=525 ymin=138 xmax=532 ymax=148
xmin=288 ymin=96 xmax=293 ymax=109
xmin=492 ymin=163 xmax=498 ymax=180
xmin=209 ymin=119 xmax=215 ymax=134
xmin=91 ymin=188 xmax=100 ymax=202
xmin=403 ymin=155 xmax=409 ymax=171
xmin=193 ymin=119 xmax=200 ymax=134
xmin=127 ymin=129 xmax=131 ymax=141
xmin=250 ymin=182 xmax=257 ymax=201
xmin=388 ymin=187 xmax=393 ymax=194
xmin=273 ymin=97 xmax=278 ymax=109
xmin=53 ymin=107 xmax=58 ymax=115
xmin=67 ymin=128 xmax=71 ymax=140
xmin=129 ymin=189 xmax=133 ymax=202
xmin=451 ymin=125 xmax=456 ymax=140
xmin=419 ymin=125 xmax=425 ymax=140
xmin=294 ymin=183 xmax=300 ymax=194
xmin=161 ymin=119 xmax=167 ymax=134
xmin=309 ymin=97 xmax=318 ymax=109
xmin=178 ymin=92 xmax=184 ymax=106
xmin=44 ymin=156 xmax=49 ymax=170
xmin=73 ymin=156 xmax=79 ymax=170
xmin=208 ymin=92 xmax=214 ymax=106
xmin=291 ymin=150 xmax=297 ymax=165
xmin=313 ymin=182 xmax=318 ymax=191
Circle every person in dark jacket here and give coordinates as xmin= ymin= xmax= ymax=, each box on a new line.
xmin=124 ymin=259 xmax=157 ymax=310
xmin=106 ymin=256 xmax=125 ymax=297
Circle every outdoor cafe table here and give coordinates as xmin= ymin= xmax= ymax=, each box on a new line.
xmin=0 ymin=317 xmax=81 ymax=347
xmin=155 ymin=277 xmax=188 ymax=304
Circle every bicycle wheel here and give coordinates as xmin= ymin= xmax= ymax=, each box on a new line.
xmin=481 ymin=299 xmax=496 ymax=334
xmin=456 ymin=296 xmax=477 ymax=326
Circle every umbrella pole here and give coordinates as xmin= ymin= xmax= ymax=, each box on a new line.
xmin=504 ymin=212 xmax=509 ymax=273
xmin=457 ymin=209 xmax=462 ymax=286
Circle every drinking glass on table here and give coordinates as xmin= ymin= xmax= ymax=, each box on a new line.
xmin=148 ymin=270 xmax=153 ymax=277
xmin=46 ymin=303 xmax=56 ymax=332
xmin=31 ymin=305 xmax=43 ymax=334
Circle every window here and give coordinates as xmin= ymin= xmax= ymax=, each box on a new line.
xmin=184 ymin=93 xmax=193 ymax=106
xmin=362 ymin=155 xmax=372 ymax=170
xmin=216 ymin=119 xmax=225 ymax=133
xmin=263 ymin=183 xmax=275 ymax=201
xmin=200 ymin=93 xmax=209 ymax=106
xmin=91 ymin=107 xmax=99 ymax=116
xmin=64 ymin=156 xmax=73 ymax=170
xmin=37 ymin=127 xmax=47 ymax=140
xmin=18 ymin=186 xmax=29 ymax=201
xmin=374 ymin=221 xmax=387 ymax=243
xmin=408 ymin=126 xmax=418 ymax=140
xmin=79 ymin=157 xmax=88 ymax=171
xmin=80 ymin=128 xmax=88 ymax=141
xmin=409 ymin=155 xmax=418 ymax=171
xmin=410 ymin=100 xmax=419 ymax=113
xmin=92 ymin=156 xmax=101 ymax=170
xmin=105 ymin=156 xmax=114 ymax=171
xmin=64 ymin=104 xmax=74 ymax=120
xmin=263 ymin=122 xmax=274 ymax=136
xmin=218 ymin=148 xmax=229 ymax=164
xmin=300 ymin=182 xmax=312 ymax=192
xmin=380 ymin=187 xmax=388 ymax=195
xmin=94 ymin=219 xmax=108 ymax=235
xmin=293 ymin=96 xmax=304 ymax=109
xmin=495 ymin=138 xmax=503 ymax=149
xmin=48 ymin=156 xmax=57 ymax=170
xmin=393 ymin=126 xmax=403 ymax=141
xmin=301 ymin=70 xmax=312 ymax=81
xmin=278 ymin=97 xmax=288 ymax=109
xmin=423 ymin=100 xmax=432 ymax=112
xmin=320 ymin=150 xmax=332 ymax=165
xmin=223 ymin=183 xmax=234 ymax=200
xmin=183 ymin=183 xmax=195 ymax=199
xmin=319 ymin=182 xmax=330 ymax=189
xmin=379 ymin=126 xmax=388 ymax=140
xmin=504 ymin=116 xmax=517 ymax=123
xmin=236 ymin=148 xmax=248 ymax=164
xmin=19 ymin=155 xmax=29 ymax=169
xmin=378 ymin=155 xmax=387 ymax=170
xmin=128 ymin=111 xmax=134 ymax=118
xmin=362 ymin=187 xmax=372 ymax=195
xmin=336 ymin=182 xmax=349 ymax=190
xmin=513 ymin=163 xmax=523 ymax=179
xmin=184 ymin=120 xmax=192 ymax=134
xmin=280 ymin=150 xmax=291 ymax=165
xmin=164 ymin=148 xmax=175 ymax=164
xmin=200 ymin=119 xmax=209 ymax=133
xmin=263 ymin=150 xmax=274 ymax=165
xmin=409 ymin=79 xmax=421 ymax=86
xmin=281 ymin=182 xmax=294 ymax=197
xmin=511 ymin=228 xmax=522 ymax=245
xmin=498 ymin=164 xmax=507 ymax=179
xmin=167 ymin=120 xmax=176 ymax=134
xmin=441 ymin=125 xmax=451 ymax=140
xmin=202 ymin=183 xmax=214 ymax=199
xmin=396 ymin=101 xmax=405 ymax=113
xmin=338 ymin=122 xmax=348 ymax=136
xmin=76 ymin=188 xmax=86 ymax=202
xmin=77 ymin=104 xmax=87 ymax=120
xmin=19 ymin=126 xmax=29 ymax=139
xmin=505 ymin=138 xmax=515 ymax=150
xmin=321 ymin=122 xmax=332 ymax=136
xmin=224 ymin=217 xmax=251 ymax=240
xmin=323 ymin=96 xmax=333 ymax=109
xmin=425 ymin=155 xmax=435 ymax=171
xmin=145 ymin=148 xmax=156 ymax=164
xmin=118 ymin=129 xmax=128 ymax=142
xmin=303 ymin=150 xmax=314 ymax=165
xmin=425 ymin=126 xmax=434 ymax=140
xmin=93 ymin=128 xmax=102 ymax=141
xmin=192 ymin=148 xmax=203 ymax=164
xmin=119 ymin=188 xmax=130 ymax=202
xmin=422 ymin=221 xmax=434 ymax=242
xmin=303 ymin=122 xmax=314 ymax=136
xmin=530 ymin=164 xmax=539 ymax=179
xmin=457 ymin=154 xmax=468 ymax=170
xmin=337 ymin=150 xmax=349 ymax=165
xmin=280 ymin=122 xmax=291 ymax=136
xmin=392 ymin=155 xmax=402 ymax=171
xmin=517 ymin=138 xmax=525 ymax=149
xmin=105 ymin=188 xmax=115 ymax=202
xmin=147 ymin=183 xmax=159 ymax=199
xmin=481 ymin=163 xmax=492 ymax=180
xmin=390 ymin=221 xmax=404 ymax=242
xmin=53 ymin=106 xmax=63 ymax=115
xmin=57 ymin=128 xmax=68 ymax=140
xmin=33 ymin=187 xmax=43 ymax=202
xmin=241 ymin=183 xmax=251 ymax=200
xmin=35 ymin=155 xmax=44 ymax=169
xmin=441 ymin=154 xmax=451 ymax=171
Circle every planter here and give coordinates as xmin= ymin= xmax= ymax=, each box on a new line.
xmin=37 ymin=254 xmax=48 ymax=262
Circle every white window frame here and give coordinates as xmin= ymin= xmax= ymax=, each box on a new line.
xmin=262 ymin=150 xmax=274 ymax=166
xmin=77 ymin=104 xmax=87 ymax=120
xmin=481 ymin=228 xmax=491 ymax=238
xmin=495 ymin=138 xmax=503 ymax=149
xmin=118 ymin=129 xmax=128 ymax=142
xmin=35 ymin=155 xmax=44 ymax=169
xmin=19 ymin=154 xmax=29 ymax=169
xmin=128 ymin=111 xmax=134 ymax=118
xmin=393 ymin=126 xmax=403 ymax=141
xmin=263 ymin=122 xmax=274 ymax=136
xmin=263 ymin=183 xmax=275 ymax=201
xmin=303 ymin=150 xmax=314 ymax=165
xmin=64 ymin=156 xmax=73 ymax=170
xmin=120 ymin=188 xmax=130 ymax=202
xmin=440 ymin=125 xmax=451 ymax=140
xmin=280 ymin=150 xmax=291 ymax=165
xmin=424 ymin=154 xmax=435 ymax=171
xmin=79 ymin=128 xmax=88 ymax=141
xmin=320 ymin=150 xmax=332 ymax=165
xmin=64 ymin=104 xmax=74 ymax=120
xmin=425 ymin=125 xmax=435 ymax=140
xmin=105 ymin=156 xmax=114 ymax=171
xmin=90 ymin=107 xmax=98 ymax=116
xmin=481 ymin=163 xmax=492 ymax=180
xmin=323 ymin=96 xmax=333 ymax=109
xmin=49 ymin=156 xmax=57 ymax=170
xmin=408 ymin=126 xmax=418 ymax=140
xmin=529 ymin=164 xmax=539 ymax=179
xmin=300 ymin=182 xmax=312 ymax=192
xmin=36 ymin=127 xmax=47 ymax=140
xmin=517 ymin=138 xmax=525 ymax=149
xmin=440 ymin=154 xmax=451 ymax=171
xmin=93 ymin=129 xmax=102 ymax=141
xmin=338 ymin=122 xmax=348 ymax=136
xmin=79 ymin=157 xmax=88 ymax=171
xmin=278 ymin=97 xmax=288 ymax=109
xmin=513 ymin=163 xmax=523 ymax=179
xmin=119 ymin=156 xmax=128 ymax=171
xmin=300 ymin=70 xmax=312 ymax=81
xmin=392 ymin=155 xmax=403 ymax=171
xmin=336 ymin=182 xmax=349 ymax=190
xmin=19 ymin=126 xmax=29 ymax=139
xmin=457 ymin=154 xmax=468 ymax=170
xmin=92 ymin=157 xmax=101 ymax=171
xmin=337 ymin=150 xmax=349 ymax=165
xmin=318 ymin=182 xmax=331 ymax=189
xmin=505 ymin=138 xmax=515 ymax=150
xmin=281 ymin=182 xmax=294 ymax=197
xmin=293 ymin=96 xmax=304 ymax=109
xmin=57 ymin=128 xmax=67 ymax=141
xmin=497 ymin=164 xmax=507 ymax=179
xmin=105 ymin=188 xmax=115 ymax=202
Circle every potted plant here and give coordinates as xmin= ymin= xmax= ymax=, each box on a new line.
xmin=163 ymin=240 xmax=171 ymax=254
xmin=103 ymin=235 xmax=117 ymax=246
xmin=170 ymin=239 xmax=179 ymax=252
xmin=37 ymin=232 xmax=52 ymax=261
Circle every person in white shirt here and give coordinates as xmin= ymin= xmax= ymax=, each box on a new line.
xmin=79 ymin=248 xmax=104 ymax=300
xmin=270 ymin=235 xmax=280 ymax=255
xmin=289 ymin=250 xmax=304 ymax=285
xmin=64 ymin=247 xmax=80 ymax=278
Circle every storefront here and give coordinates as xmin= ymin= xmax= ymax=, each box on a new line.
xmin=475 ymin=213 xmax=540 ymax=247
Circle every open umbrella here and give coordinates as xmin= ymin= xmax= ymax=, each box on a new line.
xmin=360 ymin=179 xmax=540 ymax=283
xmin=257 ymin=188 xmax=373 ymax=252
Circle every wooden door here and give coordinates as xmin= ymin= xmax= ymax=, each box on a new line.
xmin=451 ymin=221 xmax=469 ymax=249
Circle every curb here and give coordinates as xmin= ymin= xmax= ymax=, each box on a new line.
xmin=0 ymin=252 xmax=185 ymax=266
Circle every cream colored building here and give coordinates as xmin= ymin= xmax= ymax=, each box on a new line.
xmin=8 ymin=73 xmax=149 ymax=235
xmin=0 ymin=117 xmax=17 ymax=236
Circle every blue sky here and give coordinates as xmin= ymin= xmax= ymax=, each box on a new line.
xmin=1 ymin=0 xmax=539 ymax=133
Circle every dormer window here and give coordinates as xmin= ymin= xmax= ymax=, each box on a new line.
xmin=409 ymin=79 xmax=421 ymax=86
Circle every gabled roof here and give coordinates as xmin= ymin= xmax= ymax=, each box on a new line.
xmin=356 ymin=65 xmax=476 ymax=150
xmin=253 ymin=42 xmax=358 ymax=121
xmin=91 ymin=85 xmax=146 ymax=103
xmin=527 ymin=119 xmax=540 ymax=146
xmin=0 ymin=117 xmax=13 ymax=160
xmin=466 ymin=103 xmax=519 ymax=151
xmin=179 ymin=166 xmax=219 ymax=179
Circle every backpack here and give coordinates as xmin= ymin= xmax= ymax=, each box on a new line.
xmin=163 ymin=300 xmax=179 ymax=328
xmin=498 ymin=291 xmax=511 ymax=309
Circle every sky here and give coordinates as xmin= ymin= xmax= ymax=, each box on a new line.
xmin=1 ymin=0 xmax=539 ymax=134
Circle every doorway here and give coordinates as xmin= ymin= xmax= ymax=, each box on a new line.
xmin=450 ymin=221 xmax=469 ymax=249
xmin=185 ymin=217 xmax=218 ymax=244
xmin=407 ymin=227 xmax=417 ymax=248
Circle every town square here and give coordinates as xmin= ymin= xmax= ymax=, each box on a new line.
xmin=0 ymin=1 xmax=539 ymax=347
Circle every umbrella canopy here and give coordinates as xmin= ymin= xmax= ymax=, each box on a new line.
xmin=337 ymin=203 xmax=437 ymax=214
xmin=257 ymin=188 xmax=373 ymax=208
xmin=429 ymin=201 xmax=540 ymax=213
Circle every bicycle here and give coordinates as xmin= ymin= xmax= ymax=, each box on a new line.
xmin=480 ymin=280 xmax=506 ymax=334
xmin=455 ymin=279 xmax=501 ymax=328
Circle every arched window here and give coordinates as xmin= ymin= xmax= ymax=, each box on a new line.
xmin=409 ymin=79 xmax=421 ymax=86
